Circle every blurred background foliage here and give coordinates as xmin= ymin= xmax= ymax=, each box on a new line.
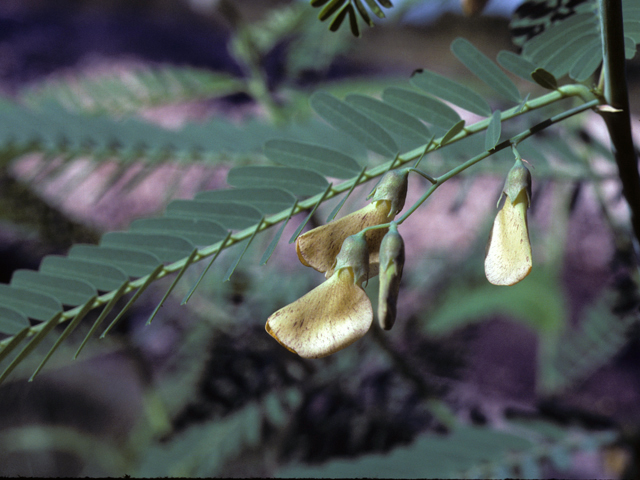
xmin=0 ymin=0 xmax=638 ymax=477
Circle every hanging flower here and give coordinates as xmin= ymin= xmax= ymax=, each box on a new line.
xmin=296 ymin=169 xmax=408 ymax=278
xmin=378 ymin=223 xmax=405 ymax=330
xmin=267 ymin=233 xmax=373 ymax=358
xmin=485 ymin=158 xmax=532 ymax=286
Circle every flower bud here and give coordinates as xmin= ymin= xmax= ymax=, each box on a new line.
xmin=502 ymin=158 xmax=531 ymax=207
xmin=333 ymin=233 xmax=370 ymax=287
xmin=296 ymin=169 xmax=408 ymax=278
xmin=368 ymin=169 xmax=409 ymax=217
xmin=378 ymin=224 xmax=404 ymax=330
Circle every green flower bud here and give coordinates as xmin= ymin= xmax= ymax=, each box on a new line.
xmin=369 ymin=169 xmax=409 ymax=217
xmin=502 ymin=158 xmax=532 ymax=207
xmin=333 ymin=233 xmax=370 ymax=286
xmin=378 ymin=224 xmax=404 ymax=330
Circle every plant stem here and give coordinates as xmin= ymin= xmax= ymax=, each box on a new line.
xmin=599 ymin=0 xmax=640 ymax=245
xmin=394 ymin=99 xmax=600 ymax=225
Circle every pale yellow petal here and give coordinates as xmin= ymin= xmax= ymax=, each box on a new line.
xmin=296 ymin=200 xmax=393 ymax=277
xmin=484 ymin=192 xmax=532 ymax=286
xmin=265 ymin=269 xmax=373 ymax=358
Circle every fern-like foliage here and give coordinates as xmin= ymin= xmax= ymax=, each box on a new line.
xmin=276 ymin=420 xmax=616 ymax=478
xmin=310 ymin=0 xmax=394 ymax=37
xmin=135 ymin=388 xmax=301 ymax=477
xmin=19 ymin=66 xmax=246 ymax=115
xmin=0 ymin=0 xmax=638 ymax=390
xmin=540 ymin=293 xmax=637 ymax=394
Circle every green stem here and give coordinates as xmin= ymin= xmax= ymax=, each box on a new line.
xmin=394 ymin=99 xmax=600 ymax=225
xmin=598 ymin=0 xmax=640 ymax=244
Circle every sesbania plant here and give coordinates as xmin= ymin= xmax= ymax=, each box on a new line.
xmin=266 ymin=157 xmax=531 ymax=357
xmin=0 ymin=0 xmax=637 ymax=387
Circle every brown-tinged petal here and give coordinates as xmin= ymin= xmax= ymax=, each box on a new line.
xmin=296 ymin=200 xmax=394 ymax=277
xmin=265 ymin=268 xmax=373 ymax=358
xmin=485 ymin=190 xmax=532 ymax=286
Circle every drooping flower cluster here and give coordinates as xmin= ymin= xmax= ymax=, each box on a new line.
xmin=267 ymin=156 xmax=534 ymax=357
xmin=266 ymin=170 xmax=408 ymax=358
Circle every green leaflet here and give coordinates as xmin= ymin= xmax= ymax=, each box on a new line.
xmin=579 ymin=36 xmax=605 ymax=72
xmin=0 ymin=285 xmax=62 ymax=323
xmin=625 ymin=35 xmax=637 ymax=59
xmin=69 ymin=245 xmax=161 ymax=278
xmin=11 ymin=271 xmax=97 ymax=307
xmin=440 ymin=120 xmax=466 ymax=145
xmin=196 ymin=187 xmax=296 ymax=215
xmin=497 ymin=51 xmax=539 ymax=83
xmin=410 ymin=69 xmax=491 ymax=117
xmin=450 ymin=38 xmax=521 ymax=103
xmin=130 ymin=218 xmax=228 ymax=247
xmin=329 ymin=4 xmax=358 ymax=37
xmin=318 ymin=0 xmax=348 ymax=21
xmin=101 ymin=232 xmax=196 ymax=264
xmin=363 ymin=0 xmax=386 ymax=18
xmin=626 ymin=21 xmax=640 ymax=43
xmin=310 ymin=91 xmax=399 ymax=157
xmin=485 ymin=110 xmax=502 ymax=150
xmin=353 ymin=0 xmax=374 ymax=27
xmin=165 ymin=201 xmax=263 ymax=231
xmin=40 ymin=256 xmax=129 ymax=292
xmin=382 ymin=87 xmax=460 ymax=130
xmin=264 ymin=139 xmax=361 ymax=178
xmin=531 ymin=68 xmax=558 ymax=90
xmin=522 ymin=13 xmax=597 ymax=61
xmin=0 ymin=307 xmax=29 ymax=335
xmin=226 ymin=165 xmax=329 ymax=197
xmin=344 ymin=94 xmax=432 ymax=146
xmin=541 ymin=33 xmax=600 ymax=78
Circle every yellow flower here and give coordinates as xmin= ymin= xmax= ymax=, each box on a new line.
xmin=267 ymin=234 xmax=372 ymax=358
xmin=485 ymin=159 xmax=532 ymax=286
xmin=296 ymin=200 xmax=392 ymax=278
xmin=296 ymin=170 xmax=408 ymax=278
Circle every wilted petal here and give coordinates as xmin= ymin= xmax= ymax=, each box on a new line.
xmin=296 ymin=200 xmax=393 ymax=277
xmin=485 ymin=190 xmax=532 ymax=286
xmin=266 ymin=269 xmax=373 ymax=358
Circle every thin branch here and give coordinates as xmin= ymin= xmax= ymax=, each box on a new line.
xmin=598 ymin=0 xmax=640 ymax=245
